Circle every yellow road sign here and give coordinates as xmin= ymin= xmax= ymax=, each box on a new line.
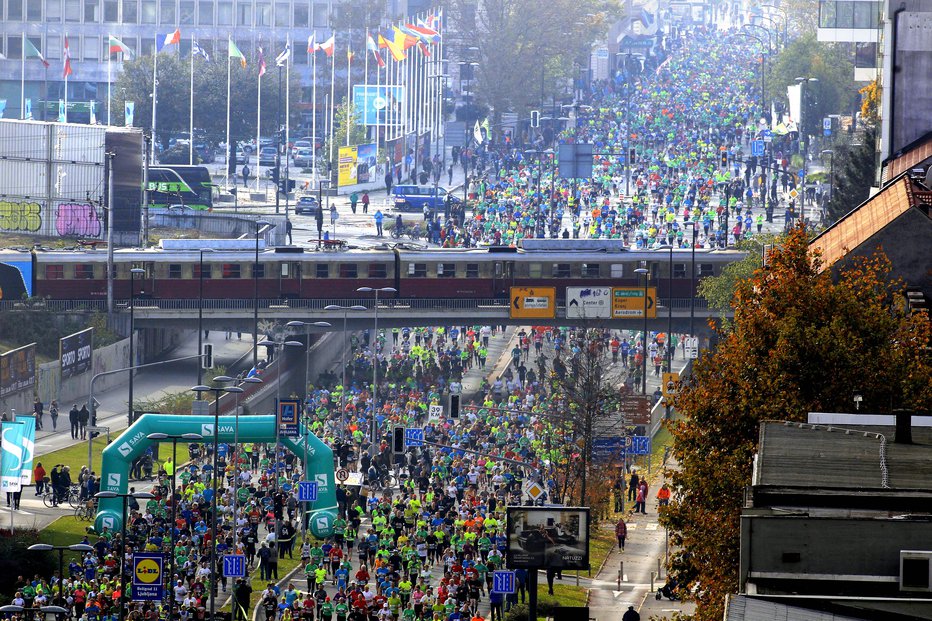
xmin=662 ymin=372 xmax=680 ymax=399
xmin=612 ymin=287 xmax=657 ymax=318
xmin=510 ymin=287 xmax=556 ymax=319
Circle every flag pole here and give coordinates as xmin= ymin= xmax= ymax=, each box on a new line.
xmin=189 ymin=33 xmax=195 ymax=164
xmin=329 ymin=41 xmax=335 ymax=173
xmin=107 ymin=37 xmax=111 ymax=125
xmin=225 ymin=35 xmax=232 ymax=191
xmin=256 ymin=44 xmax=262 ymax=193
xmin=151 ymin=35 xmax=158 ymax=162
xmin=311 ymin=42 xmax=317 ymax=183
xmin=20 ymin=33 xmax=25 ymax=120
xmin=285 ymin=34 xmax=291 ymax=216
xmin=437 ymin=15 xmax=444 ymax=160
xmin=346 ymin=39 xmax=352 ymax=147
xmin=64 ymin=33 xmax=68 ymax=124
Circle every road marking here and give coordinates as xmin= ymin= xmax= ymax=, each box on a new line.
xmin=14 ymin=509 xmax=34 ymax=515
xmin=646 ymin=523 xmax=659 ymax=531
xmin=627 ymin=523 xmax=637 ymax=529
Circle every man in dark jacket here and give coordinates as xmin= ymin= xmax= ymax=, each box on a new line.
xmin=69 ymin=404 xmax=80 ymax=439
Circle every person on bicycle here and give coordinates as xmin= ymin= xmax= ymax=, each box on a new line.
xmin=57 ymin=465 xmax=72 ymax=506
xmin=396 ymin=214 xmax=403 ymax=233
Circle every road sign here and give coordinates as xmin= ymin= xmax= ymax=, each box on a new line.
xmin=629 ymin=436 xmax=651 ymax=455
xmin=662 ymin=372 xmax=680 ymax=399
xmin=798 ymin=169 xmax=805 ymax=179
xmin=592 ymin=437 xmax=627 ymax=462
xmin=428 ymin=404 xmax=443 ymax=423
xmin=335 ymin=468 xmax=349 ymax=482
xmin=566 ymin=286 xmax=612 ymax=319
xmin=685 ymin=337 xmax=699 ymax=359
xmin=751 ymin=140 xmax=765 ymax=157
xmin=788 ymin=188 xmax=799 ymax=199
xmin=612 ymin=287 xmax=657 ymax=318
xmin=296 ymin=481 xmax=319 ymax=502
xmin=823 ymin=117 xmax=832 ymax=130
xmin=619 ymin=396 xmax=651 ymax=425
xmin=404 ymin=427 xmax=424 ymax=447
xmin=492 ymin=571 xmax=516 ymax=594
xmin=510 ymin=287 xmax=556 ymax=319
xmin=223 ymin=554 xmax=247 ymax=578
xmin=191 ymin=400 xmax=209 ymax=416
xmin=762 ymin=129 xmax=773 ymax=143
xmin=523 ymin=480 xmax=546 ymax=501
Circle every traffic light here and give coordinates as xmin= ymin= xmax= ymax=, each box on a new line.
xmin=628 ymin=147 xmax=637 ymax=165
xmin=449 ymin=393 xmax=460 ymax=419
xmin=227 ymin=148 xmax=238 ymax=175
xmin=392 ymin=426 xmax=405 ymax=454
xmin=271 ymin=167 xmax=280 ymax=184
xmin=720 ymin=151 xmax=728 ymax=168
xmin=278 ymin=177 xmax=296 ymax=196
xmin=530 ymin=110 xmax=540 ymax=128
xmin=201 ymin=343 xmax=214 ymax=369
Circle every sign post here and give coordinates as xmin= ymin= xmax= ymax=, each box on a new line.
xmin=296 ymin=481 xmax=319 ymax=502
xmin=611 ymin=287 xmax=657 ymax=318
xmin=510 ymin=287 xmax=556 ymax=319
xmin=222 ymin=554 xmax=247 ymax=578
xmin=132 ymin=553 xmax=165 ymax=601
xmin=404 ymin=427 xmax=424 ymax=447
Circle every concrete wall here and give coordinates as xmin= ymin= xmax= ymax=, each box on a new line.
xmin=148 ymin=212 xmax=287 ymax=246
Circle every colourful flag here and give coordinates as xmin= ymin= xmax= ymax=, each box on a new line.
xmin=347 ymin=49 xmax=355 ymax=63
xmin=156 ymin=29 xmax=181 ymax=53
xmin=228 ymin=39 xmax=247 ymax=68
xmin=319 ymin=35 xmax=335 ymax=58
xmin=428 ymin=9 xmax=443 ymax=32
xmin=418 ymin=41 xmax=431 ymax=57
xmin=108 ymin=35 xmax=133 ymax=57
xmin=24 ymin=37 xmax=50 ymax=67
xmin=63 ymin=36 xmax=73 ymax=78
xmin=366 ymin=34 xmax=385 ymax=68
xmin=403 ymin=23 xmax=441 ymax=44
xmin=193 ymin=39 xmax=210 ymax=62
xmin=258 ymin=47 xmax=267 ymax=77
xmin=395 ymin=27 xmax=418 ymax=50
xmin=382 ymin=28 xmax=410 ymax=61
xmin=1 ymin=421 xmax=25 ymax=494
xmin=307 ymin=33 xmax=318 ymax=53
xmin=275 ymin=42 xmax=291 ymax=67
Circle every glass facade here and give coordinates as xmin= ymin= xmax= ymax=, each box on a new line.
xmin=819 ymin=0 xmax=881 ymax=29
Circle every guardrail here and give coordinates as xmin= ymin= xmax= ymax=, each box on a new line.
xmin=648 ymin=357 xmax=694 ymax=440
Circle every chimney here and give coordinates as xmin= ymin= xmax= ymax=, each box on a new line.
xmin=894 ymin=409 xmax=913 ymax=444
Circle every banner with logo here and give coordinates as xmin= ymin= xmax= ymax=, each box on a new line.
xmin=60 ymin=327 xmax=94 ymax=378
xmin=58 ymin=99 xmax=65 ymax=122
xmin=337 ymin=146 xmax=358 ymax=187
xmin=132 ymin=553 xmax=164 ymax=600
xmin=0 ymin=100 xmax=6 ymax=119
xmin=0 ymin=343 xmax=36 ymax=398
xmin=277 ymin=399 xmax=300 ymax=437
xmin=24 ymin=98 xmax=31 ymax=120
xmin=124 ymin=101 xmax=134 ymax=127
xmin=0 ymin=421 xmax=25 ymax=493
xmin=14 ymin=415 xmax=35 ymax=486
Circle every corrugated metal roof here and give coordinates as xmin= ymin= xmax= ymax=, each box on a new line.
xmin=726 ymin=595 xmax=867 ymax=621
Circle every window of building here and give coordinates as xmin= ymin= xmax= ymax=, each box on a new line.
xmin=855 ymin=41 xmax=877 ymax=68
xmin=179 ymin=0 xmax=194 ymax=23
xmin=338 ymin=264 xmax=358 ymax=278
xmin=256 ymin=2 xmax=270 ymax=25
xmin=7 ymin=0 xmax=23 ymax=20
xmin=84 ymin=0 xmax=99 ymax=21
xmin=84 ymin=36 xmax=99 ymax=60
xmin=274 ymin=2 xmax=288 ymax=26
xmin=217 ymin=1 xmax=231 ymax=23
xmin=368 ymin=263 xmax=387 ymax=278
xmin=74 ymin=264 xmax=94 ymax=279
xmin=221 ymin=263 xmax=241 ymax=278
xmin=315 ymin=264 xmax=329 ymax=278
xmin=312 ymin=2 xmax=327 ymax=27
xmin=159 ymin=0 xmax=174 ymax=24
xmin=47 ymin=0 xmax=62 ymax=21
xmin=819 ymin=0 xmax=880 ymax=28
xmin=46 ymin=36 xmax=60 ymax=59
xmin=168 ymin=264 xmax=182 ymax=279
xmin=140 ymin=0 xmax=155 ymax=22
xmin=466 ymin=263 xmax=479 ymax=278
xmin=673 ymin=263 xmax=687 ymax=279
xmin=293 ymin=3 xmax=307 ymax=26
xmin=528 ymin=263 xmax=542 ymax=278
xmin=410 ymin=263 xmax=427 ymax=278
xmin=139 ymin=37 xmax=154 ymax=56
xmin=65 ymin=0 xmax=80 ymax=21
xmin=253 ymin=264 xmax=265 ymax=278
xmin=45 ymin=265 xmax=64 ymax=280
xmin=610 ymin=263 xmax=624 ymax=277
xmin=438 ymin=263 xmax=456 ymax=278
xmin=103 ymin=0 xmax=117 ymax=21
xmin=552 ymin=263 xmax=572 ymax=278
xmin=27 ymin=0 xmax=42 ymax=19
xmin=582 ymin=263 xmax=600 ymax=277
xmin=698 ymin=263 xmax=715 ymax=277
xmin=197 ymin=0 xmax=211 ymax=23
xmin=122 ymin=0 xmax=137 ymax=22
xmin=6 ymin=36 xmax=22 ymax=59
xmin=67 ymin=36 xmax=81 ymax=59
xmin=236 ymin=1 xmax=250 ymax=25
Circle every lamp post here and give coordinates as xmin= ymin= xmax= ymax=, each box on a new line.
xmin=821 ymin=149 xmax=835 ymax=206
xmin=1 ymin=605 xmax=69 ymax=621
xmin=189 ymin=378 xmax=242 ymax=621
xmin=322 ymin=305 xmax=366 ymax=440
xmin=145 ymin=432 xmax=203 ymax=593
xmin=656 ymin=245 xmax=674 ymax=372
xmin=684 ymin=221 xmax=698 ymax=338
xmin=795 ymin=76 xmax=819 ymax=225
xmin=252 ymin=220 xmax=272 ymax=370
xmin=231 ymin=375 xmax=262 ymax=551
xmin=196 ymin=248 xmax=215 ymax=386
xmin=356 ymin=286 xmax=397 ymax=448
xmin=634 ymin=267 xmax=649 ymax=395
xmin=27 ymin=543 xmax=94 ymax=607
xmin=256 ymin=339 xmax=303 ymax=493
xmin=127 ymin=267 xmax=145 ymax=424
xmin=94 ymin=490 xmax=155 ymax=621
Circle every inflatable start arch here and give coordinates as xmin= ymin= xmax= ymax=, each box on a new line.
xmin=95 ymin=413 xmax=338 ymax=536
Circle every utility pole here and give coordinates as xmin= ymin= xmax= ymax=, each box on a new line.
xmin=106 ymin=151 xmax=115 ymax=315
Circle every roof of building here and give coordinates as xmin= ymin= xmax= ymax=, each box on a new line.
xmin=809 ymin=172 xmax=932 ymax=270
xmin=726 ymin=595 xmax=865 ymax=621
xmin=756 ymin=421 xmax=932 ymax=490
xmin=882 ymin=130 xmax=932 ymax=183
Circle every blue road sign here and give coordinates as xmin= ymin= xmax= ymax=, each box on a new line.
xmin=296 ymin=481 xmax=319 ymax=502
xmin=592 ymin=437 xmax=627 ymax=463
xmin=492 ymin=570 xmax=516 ymax=594
xmin=405 ymin=427 xmax=424 ymax=447
xmin=823 ymin=128 xmax=831 ymax=137
xmin=751 ymin=140 xmax=765 ymax=157
xmin=223 ymin=554 xmax=247 ymax=578
xmin=762 ymin=129 xmax=773 ymax=142
xmin=630 ymin=436 xmax=651 ymax=455
xmin=798 ymin=169 xmax=805 ymax=178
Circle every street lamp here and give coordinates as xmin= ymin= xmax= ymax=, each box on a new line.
xmin=256 ymin=339 xmax=303 ymax=493
xmin=820 ymin=149 xmax=835 ymax=206
xmin=322 ymin=306 xmax=366 ymax=439
xmin=356 ymin=286 xmax=397 ymax=447
xmin=127 ymin=267 xmax=145 ymax=424
xmin=634 ymin=267 xmax=650 ymax=396
xmin=27 ymin=543 xmax=94 ymax=607
xmin=684 ymin=221 xmax=698 ymax=338
xmin=145 ymin=432 xmax=203 ymax=593
xmin=231 ymin=375 xmax=261 ymax=551
xmin=655 ymin=245 xmax=674 ymax=372
xmin=196 ymin=248 xmax=215 ymax=386
xmin=94 ymin=490 xmax=156 ymax=621
xmin=252 ymin=220 xmax=272 ymax=370
xmin=795 ymin=77 xmax=819 ymax=226
xmin=1 ymin=605 xmax=69 ymax=621
xmin=189 ymin=378 xmax=243 ymax=621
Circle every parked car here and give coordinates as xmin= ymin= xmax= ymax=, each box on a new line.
xmin=258 ymin=146 xmax=278 ymax=166
xmin=291 ymin=139 xmax=314 ymax=156
xmin=293 ymin=148 xmax=315 ymax=168
xmin=294 ymin=195 xmax=320 ymax=215
xmin=391 ymin=184 xmax=461 ymax=212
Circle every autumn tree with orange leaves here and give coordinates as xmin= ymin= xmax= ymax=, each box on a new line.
xmin=659 ymin=225 xmax=932 ymax=621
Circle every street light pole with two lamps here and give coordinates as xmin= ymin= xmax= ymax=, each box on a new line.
xmin=322 ymin=305 xmax=366 ymax=440
xmin=634 ymin=267 xmax=650 ymax=395
xmin=127 ymin=267 xmax=146 ymax=424
xmin=356 ymin=286 xmax=397 ymax=447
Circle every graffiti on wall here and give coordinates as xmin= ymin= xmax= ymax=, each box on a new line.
xmin=0 ymin=201 xmax=41 ymax=233
xmin=56 ymin=203 xmax=102 ymax=237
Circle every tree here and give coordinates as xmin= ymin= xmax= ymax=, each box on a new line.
xmin=322 ymin=102 xmax=371 ymax=174
xmin=825 ymin=124 xmax=877 ymax=224
xmin=660 ymin=225 xmax=932 ymax=621
xmin=698 ymin=234 xmax=777 ymax=323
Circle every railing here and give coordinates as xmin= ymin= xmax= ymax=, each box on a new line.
xmin=0 ymin=297 xmax=710 ymax=313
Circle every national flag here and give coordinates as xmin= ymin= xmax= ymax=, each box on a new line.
xmin=381 ymin=30 xmax=406 ymax=62
xmin=427 ymin=9 xmax=443 ymax=31
xmin=156 ymin=29 xmax=181 ymax=53
xmin=395 ymin=26 xmax=418 ymax=50
xmin=417 ymin=41 xmax=431 ymax=57
xmin=63 ymin=36 xmax=73 ymax=78
xmin=474 ymin=120 xmax=483 ymax=144
xmin=347 ymin=49 xmax=355 ymax=63
xmin=108 ymin=35 xmax=133 ymax=57
xmin=307 ymin=33 xmax=318 ymax=54
xmin=258 ymin=47 xmax=267 ymax=77
xmin=192 ymin=39 xmax=210 ymax=62
xmin=404 ymin=23 xmax=441 ymax=44
xmin=228 ymin=38 xmax=247 ymax=68
xmin=24 ymin=38 xmax=50 ymax=67
xmin=367 ymin=34 xmax=385 ymax=68
xmin=319 ymin=35 xmax=335 ymax=57
xmin=275 ymin=42 xmax=290 ymax=67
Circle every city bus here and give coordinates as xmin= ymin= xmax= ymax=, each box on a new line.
xmin=146 ymin=165 xmax=215 ymax=210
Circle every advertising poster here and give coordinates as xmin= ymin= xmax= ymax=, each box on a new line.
xmin=132 ymin=553 xmax=164 ymax=601
xmin=277 ymin=399 xmax=300 ymax=437
xmin=0 ymin=259 xmax=33 ymax=299
xmin=0 ymin=343 xmax=37 ymax=398
xmin=60 ymin=327 xmax=94 ymax=378
xmin=355 ymin=143 xmax=377 ymax=184
xmin=0 ymin=421 xmax=24 ymax=493
xmin=14 ymin=415 xmax=35 ymax=486
xmin=506 ymin=507 xmax=590 ymax=570
xmin=337 ymin=146 xmax=358 ymax=187
xmin=352 ymin=85 xmax=405 ymax=126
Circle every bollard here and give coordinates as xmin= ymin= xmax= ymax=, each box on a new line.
xmin=658 ymin=557 xmax=662 ymax=580
xmin=617 ymin=561 xmax=624 ymax=589
xmin=651 ymin=570 xmax=656 ymax=592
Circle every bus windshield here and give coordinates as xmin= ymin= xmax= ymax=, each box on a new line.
xmin=147 ymin=165 xmax=214 ymax=210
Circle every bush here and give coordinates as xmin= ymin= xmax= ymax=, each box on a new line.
xmin=505 ymin=604 xmax=529 ymax=621
xmin=0 ymin=529 xmax=57 ymax=600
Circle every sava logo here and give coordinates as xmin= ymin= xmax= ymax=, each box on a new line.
xmin=201 ymin=423 xmax=235 ymax=436
xmin=107 ymin=473 xmax=121 ymax=487
xmin=314 ymin=473 xmax=329 ymax=490
xmin=117 ymin=442 xmax=133 ymax=457
xmin=116 ymin=430 xmax=146 ymax=457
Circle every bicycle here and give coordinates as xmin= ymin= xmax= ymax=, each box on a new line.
xmin=43 ymin=484 xmax=81 ymax=509
xmin=74 ymin=499 xmax=97 ymax=522
xmin=391 ymin=224 xmax=422 ymax=240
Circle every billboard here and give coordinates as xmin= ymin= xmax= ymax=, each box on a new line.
xmin=506 ymin=507 xmax=590 ymax=570
xmin=60 ymin=327 xmax=94 ymax=378
xmin=0 ymin=258 xmax=33 ymax=299
xmin=338 ymin=146 xmax=358 ymax=187
xmin=0 ymin=343 xmax=36 ymax=397
xmin=131 ymin=553 xmax=165 ymax=601
xmin=337 ymin=144 xmax=378 ymax=187
xmin=352 ymin=85 xmax=405 ymax=126
xmin=277 ymin=399 xmax=300 ymax=437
